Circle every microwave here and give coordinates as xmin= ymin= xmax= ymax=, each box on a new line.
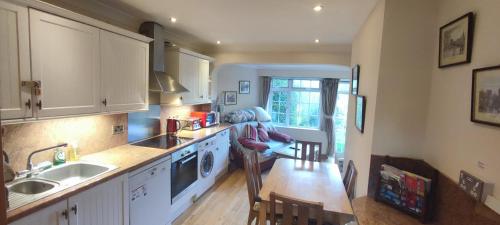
xmin=190 ymin=112 xmax=217 ymax=128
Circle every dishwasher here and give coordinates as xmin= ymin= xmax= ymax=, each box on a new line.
xmin=129 ymin=156 xmax=172 ymax=225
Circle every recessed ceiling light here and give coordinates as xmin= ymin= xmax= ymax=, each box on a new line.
xmin=216 ymin=41 xmax=221 ymax=45
xmin=315 ymin=39 xmax=320 ymax=43
xmin=313 ymin=5 xmax=323 ymax=12
xmin=170 ymin=17 xmax=177 ymax=23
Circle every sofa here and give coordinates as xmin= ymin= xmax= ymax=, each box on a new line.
xmin=225 ymin=108 xmax=292 ymax=171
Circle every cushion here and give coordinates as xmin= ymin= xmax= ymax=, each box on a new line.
xmin=268 ymin=131 xmax=294 ymax=143
xmin=238 ymin=137 xmax=270 ymax=152
xmin=243 ymin=124 xmax=258 ymax=140
xmin=224 ymin=109 xmax=256 ymax=124
xmin=253 ymin=107 xmax=272 ymax=122
xmin=257 ymin=127 xmax=270 ymax=142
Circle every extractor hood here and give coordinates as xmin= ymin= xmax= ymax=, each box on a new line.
xmin=139 ymin=22 xmax=188 ymax=94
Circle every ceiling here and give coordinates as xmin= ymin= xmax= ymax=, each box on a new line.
xmin=241 ymin=64 xmax=350 ymax=72
xmin=102 ymin=0 xmax=378 ymax=52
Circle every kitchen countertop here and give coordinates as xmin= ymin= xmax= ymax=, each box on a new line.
xmin=6 ymin=123 xmax=232 ymax=223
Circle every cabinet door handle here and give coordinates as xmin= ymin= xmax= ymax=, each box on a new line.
xmin=36 ymin=100 xmax=42 ymax=110
xmin=71 ymin=205 xmax=78 ymax=215
xmin=62 ymin=209 xmax=68 ymax=219
xmin=25 ymin=99 xmax=31 ymax=110
xmin=102 ymin=98 xmax=107 ymax=106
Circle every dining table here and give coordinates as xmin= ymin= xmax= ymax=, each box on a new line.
xmin=258 ymin=158 xmax=355 ymax=225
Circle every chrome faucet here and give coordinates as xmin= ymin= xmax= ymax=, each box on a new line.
xmin=23 ymin=143 xmax=68 ymax=177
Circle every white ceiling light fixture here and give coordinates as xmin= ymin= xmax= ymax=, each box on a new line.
xmin=315 ymin=39 xmax=320 ymax=43
xmin=313 ymin=5 xmax=323 ymax=12
xmin=170 ymin=17 xmax=177 ymax=23
xmin=216 ymin=40 xmax=221 ymax=45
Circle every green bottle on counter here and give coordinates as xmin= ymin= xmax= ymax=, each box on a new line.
xmin=53 ymin=147 xmax=66 ymax=166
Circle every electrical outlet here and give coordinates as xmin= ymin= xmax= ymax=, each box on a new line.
xmin=112 ymin=125 xmax=124 ymax=135
xmin=459 ymin=170 xmax=484 ymax=201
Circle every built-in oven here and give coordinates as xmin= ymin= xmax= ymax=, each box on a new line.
xmin=171 ymin=145 xmax=198 ymax=203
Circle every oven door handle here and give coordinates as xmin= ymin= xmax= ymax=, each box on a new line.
xmin=180 ymin=154 xmax=197 ymax=165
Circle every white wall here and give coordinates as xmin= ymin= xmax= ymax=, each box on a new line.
xmin=346 ymin=0 xmax=500 ymax=200
xmin=216 ymin=65 xmax=260 ymax=113
xmin=344 ymin=0 xmax=386 ymax=197
xmin=372 ymin=0 xmax=436 ymax=159
xmin=213 ymin=51 xmax=351 ymax=68
xmin=423 ymin=0 xmax=500 ymax=198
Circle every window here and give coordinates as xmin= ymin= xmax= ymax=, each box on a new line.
xmin=269 ymin=78 xmax=321 ymax=128
xmin=268 ymin=78 xmax=349 ymax=155
xmin=334 ymin=82 xmax=350 ymax=155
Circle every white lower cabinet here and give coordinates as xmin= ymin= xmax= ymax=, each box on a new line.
xmin=9 ymin=175 xmax=128 ymax=225
xmin=9 ymin=200 xmax=68 ymax=225
xmin=214 ymin=129 xmax=230 ymax=177
xmin=68 ymin=175 xmax=128 ymax=225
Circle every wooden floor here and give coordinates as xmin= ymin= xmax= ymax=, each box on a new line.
xmin=173 ymin=169 xmax=257 ymax=225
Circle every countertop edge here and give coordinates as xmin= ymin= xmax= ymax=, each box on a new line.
xmin=6 ymin=124 xmax=232 ymax=223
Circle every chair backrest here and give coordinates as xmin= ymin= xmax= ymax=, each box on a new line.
xmin=344 ymin=160 xmax=357 ymax=200
xmin=243 ymin=150 xmax=263 ymax=208
xmin=343 ymin=160 xmax=353 ymax=187
xmin=294 ymin=140 xmax=322 ymax=162
xmin=269 ymin=192 xmax=324 ymax=225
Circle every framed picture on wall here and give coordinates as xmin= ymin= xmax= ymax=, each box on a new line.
xmin=224 ymin=91 xmax=237 ymax=105
xmin=239 ymin=80 xmax=250 ymax=94
xmin=355 ymin=95 xmax=366 ymax=133
xmin=439 ymin=12 xmax=475 ymax=68
xmin=471 ymin=65 xmax=500 ymax=127
xmin=352 ymin=64 xmax=360 ymax=95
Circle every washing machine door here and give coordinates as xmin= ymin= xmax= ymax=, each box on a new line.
xmin=200 ymin=151 xmax=214 ymax=177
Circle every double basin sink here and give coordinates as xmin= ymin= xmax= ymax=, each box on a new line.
xmin=7 ymin=162 xmax=117 ymax=210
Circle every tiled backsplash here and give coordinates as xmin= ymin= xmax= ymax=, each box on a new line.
xmin=159 ymin=104 xmax=211 ymax=133
xmin=1 ymin=114 xmax=128 ymax=172
xmin=1 ymin=103 xmax=212 ymax=173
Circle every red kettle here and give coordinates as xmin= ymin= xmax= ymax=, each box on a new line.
xmin=166 ymin=118 xmax=181 ymax=136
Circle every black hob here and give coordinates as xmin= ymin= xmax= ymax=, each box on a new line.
xmin=131 ymin=135 xmax=193 ymax=149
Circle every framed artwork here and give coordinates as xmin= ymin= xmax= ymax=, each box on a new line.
xmin=224 ymin=91 xmax=237 ymax=105
xmin=471 ymin=65 xmax=500 ymax=127
xmin=439 ymin=12 xmax=475 ymax=68
xmin=355 ymin=95 xmax=366 ymax=133
xmin=351 ymin=64 xmax=360 ymax=95
xmin=239 ymin=80 xmax=250 ymax=94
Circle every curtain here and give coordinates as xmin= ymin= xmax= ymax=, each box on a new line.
xmin=321 ymin=78 xmax=339 ymax=156
xmin=261 ymin=76 xmax=272 ymax=109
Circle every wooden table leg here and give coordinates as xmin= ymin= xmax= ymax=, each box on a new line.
xmin=258 ymin=201 xmax=267 ymax=225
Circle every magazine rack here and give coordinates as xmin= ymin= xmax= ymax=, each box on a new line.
xmin=375 ymin=156 xmax=438 ymax=223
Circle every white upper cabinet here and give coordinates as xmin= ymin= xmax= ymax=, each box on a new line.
xmin=100 ymin=30 xmax=149 ymax=112
xmin=162 ymin=48 xmax=213 ymax=105
xmin=1 ymin=3 xmax=151 ymax=122
xmin=198 ymin=58 xmax=210 ymax=101
xmin=0 ymin=2 xmax=32 ymax=120
xmin=178 ymin=52 xmax=200 ymax=104
xmin=30 ymin=9 xmax=101 ymax=118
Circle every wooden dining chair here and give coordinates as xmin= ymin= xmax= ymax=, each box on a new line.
xmin=294 ymin=140 xmax=323 ymax=162
xmin=269 ymin=192 xmax=325 ymax=225
xmin=243 ymin=151 xmax=263 ymax=225
xmin=343 ymin=160 xmax=357 ymax=200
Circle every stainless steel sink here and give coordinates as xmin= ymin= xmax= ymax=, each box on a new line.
xmin=9 ymin=179 xmax=57 ymax=195
xmin=7 ymin=162 xmax=117 ymax=211
xmin=37 ymin=162 xmax=116 ymax=185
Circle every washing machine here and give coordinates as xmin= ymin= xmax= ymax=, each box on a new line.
xmin=196 ymin=136 xmax=216 ymax=196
